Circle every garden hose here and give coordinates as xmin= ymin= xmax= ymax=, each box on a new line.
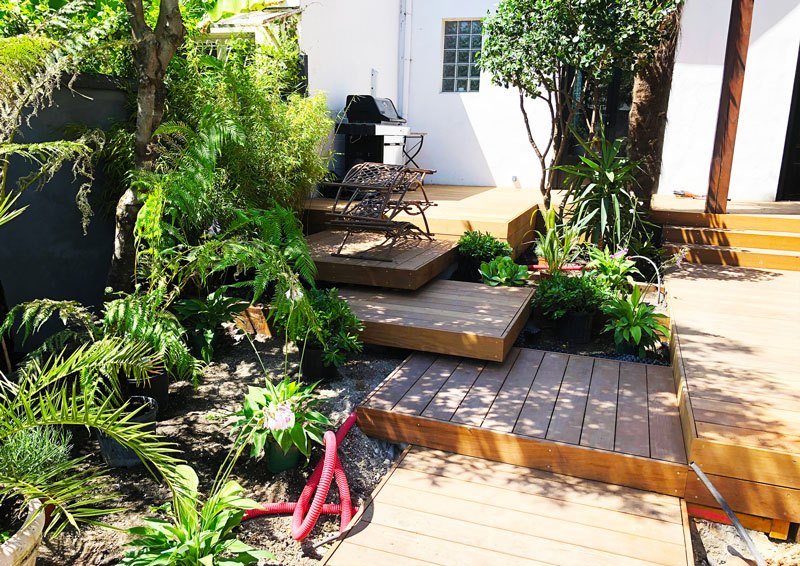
xmin=242 ymin=411 xmax=359 ymax=541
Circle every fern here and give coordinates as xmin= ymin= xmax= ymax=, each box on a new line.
xmin=1 ymin=299 xmax=98 ymax=345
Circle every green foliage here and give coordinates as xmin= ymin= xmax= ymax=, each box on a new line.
xmin=601 ymin=285 xmax=670 ymax=358
xmin=557 ymin=132 xmax=644 ymax=250
xmin=586 ymin=247 xmax=642 ymax=293
xmin=271 ymin=287 xmax=363 ymax=369
xmin=479 ymin=256 xmax=528 ymax=287
xmin=0 ymin=339 xmax=183 ymax=536
xmin=234 ymin=380 xmax=331 ymax=460
xmin=534 ymin=207 xmax=594 ymax=276
xmin=533 ymin=273 xmax=610 ymax=320
xmin=174 ymin=289 xmax=245 ymax=363
xmin=0 ymin=427 xmax=72 ymax=483
xmin=121 ymin=464 xmax=274 ymax=566
xmin=457 ymin=230 xmax=513 ymax=263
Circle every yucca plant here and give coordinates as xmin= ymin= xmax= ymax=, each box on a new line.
xmin=0 ymin=338 xmax=182 ymax=536
xmin=601 ymin=285 xmax=670 ymax=359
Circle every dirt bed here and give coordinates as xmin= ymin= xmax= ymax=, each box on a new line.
xmin=691 ymin=519 xmax=800 ymax=565
xmin=37 ymin=338 xmax=407 ymax=566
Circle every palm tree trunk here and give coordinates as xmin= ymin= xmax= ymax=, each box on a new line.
xmin=627 ymin=6 xmax=683 ymax=206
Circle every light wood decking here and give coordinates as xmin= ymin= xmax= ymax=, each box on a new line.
xmin=667 ymin=263 xmax=800 ymax=521
xmin=322 ymin=447 xmax=693 ymax=566
xmin=357 ymin=349 xmax=688 ymax=497
xmin=303 ymin=184 xmax=539 ymax=256
xmin=339 ymin=280 xmax=534 ymax=362
xmin=308 ymin=230 xmax=457 ymax=290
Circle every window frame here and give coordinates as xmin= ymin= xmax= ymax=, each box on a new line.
xmin=440 ymin=18 xmax=483 ymax=94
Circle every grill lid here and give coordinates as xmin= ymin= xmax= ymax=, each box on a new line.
xmin=345 ymin=95 xmax=406 ymax=124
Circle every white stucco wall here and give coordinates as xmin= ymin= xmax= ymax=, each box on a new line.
xmin=299 ymin=0 xmax=548 ymax=192
xmin=659 ymin=0 xmax=800 ymax=201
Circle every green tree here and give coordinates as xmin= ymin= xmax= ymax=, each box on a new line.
xmin=480 ymin=0 xmax=682 ymax=207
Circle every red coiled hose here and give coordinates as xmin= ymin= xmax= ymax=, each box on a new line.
xmin=242 ymin=411 xmax=359 ymax=541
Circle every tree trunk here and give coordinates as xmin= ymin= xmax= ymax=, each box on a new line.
xmin=627 ymin=6 xmax=683 ymax=207
xmin=107 ymin=0 xmax=185 ymax=293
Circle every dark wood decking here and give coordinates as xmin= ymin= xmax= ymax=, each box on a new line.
xmin=357 ymin=349 xmax=688 ymax=497
xmin=339 ymin=280 xmax=534 ymax=362
xmin=322 ymin=447 xmax=693 ymax=566
xmin=308 ymin=230 xmax=457 ymax=290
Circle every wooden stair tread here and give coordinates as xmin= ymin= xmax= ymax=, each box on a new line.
xmin=664 ymin=242 xmax=800 ymax=256
xmin=664 ymin=225 xmax=800 ymax=238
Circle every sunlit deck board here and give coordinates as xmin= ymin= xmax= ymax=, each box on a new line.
xmin=339 ymin=280 xmax=534 ymax=362
xmin=303 ymin=184 xmax=539 ymax=256
xmin=308 ymin=230 xmax=457 ymax=290
xmin=321 ymin=447 xmax=692 ymax=566
xmin=357 ymin=349 xmax=688 ymax=497
xmin=666 ymin=263 xmax=800 ymax=520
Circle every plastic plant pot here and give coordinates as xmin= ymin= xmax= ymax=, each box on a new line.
xmin=267 ymin=441 xmax=301 ymax=474
xmin=97 ymin=396 xmax=158 ymax=468
xmin=125 ymin=372 xmax=169 ymax=419
xmin=299 ymin=345 xmax=337 ymax=382
xmin=557 ymin=311 xmax=595 ymax=344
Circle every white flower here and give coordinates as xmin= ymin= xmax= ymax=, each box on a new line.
xmin=266 ymin=402 xmax=294 ymax=431
xmin=285 ymin=287 xmax=304 ymax=301
xmin=207 ymin=219 xmax=221 ymax=236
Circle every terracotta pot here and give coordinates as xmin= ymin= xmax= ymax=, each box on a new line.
xmin=0 ymin=499 xmax=45 ymax=566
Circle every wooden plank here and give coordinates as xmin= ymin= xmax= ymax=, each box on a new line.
xmin=696 ymin=421 xmax=800 ymax=453
xmin=580 ymin=359 xmax=620 ymax=451
xmin=482 ymin=348 xmax=544 ymax=432
xmin=366 ymin=353 xmax=437 ymax=410
xmin=451 ymin=349 xmax=520 ymax=426
xmin=648 ymin=364 xmax=687 ymax=463
xmin=546 ymin=355 xmax=595 ymax=444
xmin=394 ymin=356 xmax=461 ymax=416
xmin=615 ymin=362 xmax=651 ymax=458
xmin=357 ymin=406 xmax=687 ymax=497
xmin=680 ymin=501 xmax=693 ymax=566
xmin=769 ymin=520 xmax=791 ymax=540
xmin=326 ymin=542 xmax=438 ymax=566
xmin=513 ymin=352 xmax=569 ymax=437
xmin=705 ymin=0 xmax=754 ymax=214
xmin=686 ymin=503 xmax=773 ymax=535
xmin=689 ymin=437 xmax=800 ymax=489
xmin=422 ymin=358 xmax=485 ymax=421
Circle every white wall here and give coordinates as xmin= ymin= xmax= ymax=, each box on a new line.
xmin=299 ymin=0 xmax=548 ymax=193
xmin=659 ymin=0 xmax=800 ymax=201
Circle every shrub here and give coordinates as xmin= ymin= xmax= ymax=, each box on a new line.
xmin=479 ymin=256 xmax=528 ymax=287
xmin=534 ymin=207 xmax=593 ymax=276
xmin=457 ymin=231 xmax=513 ymax=263
xmin=586 ymin=246 xmax=642 ymax=293
xmin=533 ymin=273 xmax=611 ymax=320
xmin=174 ymin=289 xmax=246 ymax=363
xmin=601 ymin=285 xmax=670 ymax=358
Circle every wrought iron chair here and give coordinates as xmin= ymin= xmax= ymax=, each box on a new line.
xmin=324 ymin=162 xmax=437 ymax=261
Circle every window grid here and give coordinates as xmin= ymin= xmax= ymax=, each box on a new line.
xmin=442 ymin=20 xmax=482 ymax=93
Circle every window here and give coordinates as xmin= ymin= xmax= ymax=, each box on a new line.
xmin=442 ymin=20 xmax=482 ymax=92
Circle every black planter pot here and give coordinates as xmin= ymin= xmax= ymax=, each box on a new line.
xmin=298 ymin=344 xmax=337 ymax=381
xmin=124 ymin=372 xmax=169 ymax=419
xmin=97 ymin=396 xmax=158 ymax=468
xmin=454 ymin=257 xmax=483 ymax=283
xmin=557 ymin=311 xmax=595 ymax=344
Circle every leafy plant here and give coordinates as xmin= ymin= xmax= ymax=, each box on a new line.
xmin=233 ymin=379 xmax=331 ymax=460
xmin=479 ymin=256 xmax=528 ymax=287
xmin=602 ymin=285 xmax=670 ymax=358
xmin=534 ymin=207 xmax=594 ymax=276
xmin=271 ymin=287 xmax=363 ymax=369
xmin=121 ymin=464 xmax=274 ymax=566
xmin=556 ymin=131 xmax=645 ymax=250
xmin=533 ymin=273 xmax=611 ymax=320
xmin=457 ymin=231 xmax=513 ymax=263
xmin=174 ymin=289 xmax=245 ymax=363
xmin=587 ymin=247 xmax=642 ymax=293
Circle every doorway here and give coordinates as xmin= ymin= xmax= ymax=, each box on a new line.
xmin=778 ymin=45 xmax=800 ymax=201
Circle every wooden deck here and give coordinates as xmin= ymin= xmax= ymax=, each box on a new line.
xmin=308 ymin=230 xmax=457 ymax=290
xmin=303 ymin=184 xmax=539 ymax=256
xmin=667 ymin=263 xmax=800 ymax=521
xmin=357 ymin=348 xmax=688 ymax=497
xmin=322 ymin=446 xmax=693 ymax=566
xmin=339 ymin=280 xmax=534 ymax=362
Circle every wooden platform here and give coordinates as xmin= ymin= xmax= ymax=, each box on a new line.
xmin=357 ymin=348 xmax=688 ymax=497
xmin=322 ymin=446 xmax=694 ymax=566
xmin=339 ymin=280 xmax=533 ymax=362
xmin=667 ymin=263 xmax=800 ymax=521
xmin=308 ymin=230 xmax=458 ymax=290
xmin=303 ymin=185 xmax=539 ymax=257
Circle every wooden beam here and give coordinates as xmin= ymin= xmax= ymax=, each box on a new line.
xmin=705 ymin=0 xmax=754 ymax=214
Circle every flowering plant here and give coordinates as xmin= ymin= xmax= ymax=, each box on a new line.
xmin=586 ymin=246 xmax=641 ymax=294
xmin=232 ymin=379 xmax=330 ymax=459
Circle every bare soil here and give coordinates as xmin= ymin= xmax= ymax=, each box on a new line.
xmin=37 ymin=338 xmax=406 ymax=566
xmin=691 ymin=519 xmax=800 ymax=566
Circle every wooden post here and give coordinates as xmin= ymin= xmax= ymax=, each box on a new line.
xmin=705 ymin=0 xmax=754 ymax=214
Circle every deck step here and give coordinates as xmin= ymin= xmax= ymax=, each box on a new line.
xmin=651 ymin=210 xmax=800 ymax=233
xmin=322 ymin=447 xmax=693 ymax=566
xmin=663 ymin=225 xmax=800 ymax=251
xmin=308 ymin=230 xmax=458 ymax=290
xmin=339 ymin=280 xmax=533 ymax=361
xmin=664 ymin=242 xmax=800 ymax=270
